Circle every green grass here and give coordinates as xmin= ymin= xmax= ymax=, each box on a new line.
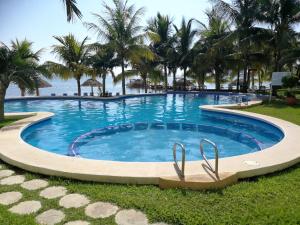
xmin=0 ymin=116 xmax=28 ymax=129
xmin=0 ymin=101 xmax=300 ymax=225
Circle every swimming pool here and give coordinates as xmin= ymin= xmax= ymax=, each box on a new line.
xmin=4 ymin=93 xmax=283 ymax=162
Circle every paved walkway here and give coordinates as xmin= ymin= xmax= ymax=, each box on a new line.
xmin=0 ymin=163 xmax=169 ymax=225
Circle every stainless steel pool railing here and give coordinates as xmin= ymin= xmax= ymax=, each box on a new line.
xmin=200 ymin=139 xmax=219 ymax=177
xmin=173 ymin=143 xmax=186 ymax=178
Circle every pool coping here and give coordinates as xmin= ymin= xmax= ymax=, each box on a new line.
xmin=1 ymin=97 xmax=300 ymax=186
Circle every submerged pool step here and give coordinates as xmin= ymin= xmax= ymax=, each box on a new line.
xmin=159 ymin=172 xmax=238 ymax=190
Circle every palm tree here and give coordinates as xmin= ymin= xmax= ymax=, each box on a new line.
xmin=215 ymin=0 xmax=262 ymax=92
xmin=257 ymin=0 xmax=300 ymax=72
xmin=47 ymin=34 xmax=92 ymax=96
xmin=62 ymin=0 xmax=82 ymax=22
xmin=89 ymin=44 xmax=118 ymax=95
xmin=147 ymin=13 xmax=174 ymax=91
xmin=0 ymin=39 xmax=44 ymax=121
xmin=174 ymin=18 xmax=197 ymax=90
xmin=195 ymin=9 xmax=232 ymax=90
xmin=85 ymin=0 xmax=152 ymax=95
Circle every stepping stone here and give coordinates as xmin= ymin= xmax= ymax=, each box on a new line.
xmin=40 ymin=186 xmax=67 ymax=199
xmin=36 ymin=209 xmax=65 ymax=225
xmin=64 ymin=221 xmax=90 ymax=225
xmin=0 ymin=175 xmax=25 ymax=185
xmin=21 ymin=179 xmax=48 ymax=190
xmin=59 ymin=194 xmax=90 ymax=209
xmin=0 ymin=191 xmax=22 ymax=205
xmin=0 ymin=170 xmax=14 ymax=178
xmin=115 ymin=209 xmax=148 ymax=225
xmin=85 ymin=202 xmax=118 ymax=219
xmin=9 ymin=200 xmax=41 ymax=215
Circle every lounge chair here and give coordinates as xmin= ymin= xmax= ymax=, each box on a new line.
xmin=63 ymin=93 xmax=68 ymax=96
xmin=51 ymin=93 xmax=56 ymax=96
xmin=83 ymin=93 xmax=88 ymax=96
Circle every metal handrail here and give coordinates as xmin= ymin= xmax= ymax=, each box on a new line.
xmin=200 ymin=139 xmax=219 ymax=177
xmin=173 ymin=143 xmax=186 ymax=178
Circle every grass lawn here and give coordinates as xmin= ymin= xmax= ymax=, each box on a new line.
xmin=0 ymin=116 xmax=28 ymax=129
xmin=0 ymin=101 xmax=300 ymax=225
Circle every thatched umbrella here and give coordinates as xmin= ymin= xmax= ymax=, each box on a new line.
xmin=34 ymin=78 xmax=52 ymax=96
xmin=81 ymin=79 xmax=102 ymax=96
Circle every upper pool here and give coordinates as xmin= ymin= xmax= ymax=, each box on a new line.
xmin=4 ymin=93 xmax=284 ymax=162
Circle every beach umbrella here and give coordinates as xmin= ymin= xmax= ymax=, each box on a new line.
xmin=35 ymin=78 xmax=52 ymax=96
xmin=81 ymin=79 xmax=102 ymax=95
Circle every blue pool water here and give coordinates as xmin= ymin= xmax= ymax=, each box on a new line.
xmin=4 ymin=93 xmax=284 ymax=162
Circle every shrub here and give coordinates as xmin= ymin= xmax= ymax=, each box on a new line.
xmin=282 ymin=75 xmax=299 ymax=88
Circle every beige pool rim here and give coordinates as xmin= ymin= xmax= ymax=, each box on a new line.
xmin=1 ymin=99 xmax=300 ymax=189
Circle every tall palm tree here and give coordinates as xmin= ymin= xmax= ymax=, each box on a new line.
xmin=147 ymin=13 xmax=174 ymax=91
xmin=174 ymin=18 xmax=197 ymax=90
xmin=258 ymin=0 xmax=300 ymax=71
xmin=89 ymin=44 xmax=118 ymax=95
xmin=0 ymin=39 xmax=44 ymax=121
xmin=62 ymin=0 xmax=82 ymax=22
xmin=196 ymin=9 xmax=232 ymax=90
xmin=215 ymin=0 xmax=262 ymax=92
xmin=46 ymin=34 xmax=92 ymax=96
xmin=85 ymin=0 xmax=152 ymax=95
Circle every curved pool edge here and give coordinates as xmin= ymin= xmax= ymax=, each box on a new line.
xmin=0 ymin=99 xmax=299 ymax=189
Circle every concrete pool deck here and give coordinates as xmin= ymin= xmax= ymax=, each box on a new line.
xmin=1 ymin=98 xmax=300 ymax=189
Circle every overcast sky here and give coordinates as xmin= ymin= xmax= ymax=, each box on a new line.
xmin=0 ymin=0 xmax=213 ymax=63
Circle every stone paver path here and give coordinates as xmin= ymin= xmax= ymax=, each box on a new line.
xmin=0 ymin=191 xmax=22 ymax=205
xmin=36 ymin=209 xmax=65 ymax=225
xmin=85 ymin=201 xmax=119 ymax=219
xmin=0 ymin=175 xmax=25 ymax=185
xmin=0 ymin=164 xmax=170 ymax=225
xmin=21 ymin=179 xmax=48 ymax=190
xmin=9 ymin=200 xmax=41 ymax=215
xmin=40 ymin=186 xmax=67 ymax=199
xmin=115 ymin=209 xmax=148 ymax=225
xmin=0 ymin=169 xmax=15 ymax=178
xmin=64 ymin=221 xmax=90 ymax=225
xmin=59 ymin=193 xmax=90 ymax=209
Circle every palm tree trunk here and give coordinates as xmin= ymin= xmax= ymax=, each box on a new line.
xmin=183 ymin=68 xmax=187 ymax=91
xmin=20 ymin=87 xmax=25 ymax=96
xmin=215 ymin=73 xmax=221 ymax=91
xmin=0 ymin=85 xmax=7 ymax=122
xmin=164 ymin=65 xmax=168 ymax=91
xmin=121 ymin=60 xmax=126 ymax=95
xmin=243 ymin=66 xmax=247 ymax=93
xmin=144 ymin=77 xmax=147 ymax=93
xmin=36 ymin=88 xmax=40 ymax=96
xmin=76 ymin=78 xmax=81 ymax=96
xmin=236 ymin=67 xmax=240 ymax=92
xmin=102 ymin=74 xmax=106 ymax=95
xmin=172 ymin=69 xmax=177 ymax=90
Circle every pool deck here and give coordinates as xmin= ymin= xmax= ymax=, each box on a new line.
xmin=1 ymin=97 xmax=300 ymax=189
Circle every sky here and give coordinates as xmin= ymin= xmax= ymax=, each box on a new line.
xmin=0 ymin=0 xmax=212 ymax=63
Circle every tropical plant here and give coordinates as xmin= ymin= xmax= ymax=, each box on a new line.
xmin=85 ymin=0 xmax=153 ymax=95
xmin=195 ymin=9 xmax=232 ymax=90
xmin=0 ymin=39 xmax=45 ymax=121
xmin=147 ymin=13 xmax=174 ymax=90
xmin=174 ymin=18 xmax=197 ymax=90
xmin=88 ymin=44 xmax=118 ymax=95
xmin=258 ymin=0 xmax=300 ymax=72
xmin=214 ymin=0 xmax=264 ymax=92
xmin=62 ymin=0 xmax=82 ymax=22
xmin=46 ymin=34 xmax=92 ymax=96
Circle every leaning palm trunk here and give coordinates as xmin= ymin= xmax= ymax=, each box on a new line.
xmin=143 ymin=77 xmax=148 ymax=93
